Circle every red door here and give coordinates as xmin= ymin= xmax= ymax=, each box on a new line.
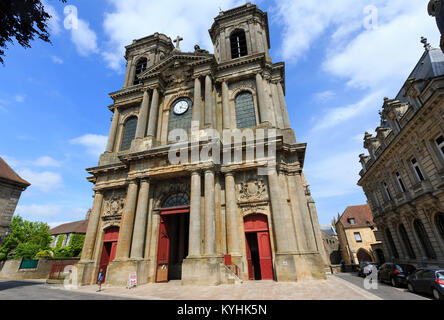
xmin=244 ymin=214 xmax=274 ymax=281
xmin=98 ymin=227 xmax=119 ymax=282
xmin=156 ymin=216 xmax=170 ymax=282
xmin=257 ymin=231 xmax=273 ymax=280
xmin=245 ymin=237 xmax=254 ymax=280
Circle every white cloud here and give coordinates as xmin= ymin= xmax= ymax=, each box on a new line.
xmin=305 ymin=150 xmax=363 ymax=198
xmin=33 ymin=156 xmax=61 ymax=167
xmin=313 ymin=90 xmax=336 ymax=103
xmin=16 ymin=204 xmax=62 ymax=217
xmin=70 ymin=134 xmax=108 ymax=157
xmin=14 ymin=95 xmax=25 ymax=103
xmin=18 ymin=169 xmax=63 ymax=193
xmin=312 ymin=91 xmax=382 ymax=131
xmin=101 ymin=0 xmax=241 ymax=71
xmin=71 ymin=19 xmax=99 ymax=56
xmin=43 ymin=0 xmax=62 ymax=35
xmin=51 ymin=56 xmax=64 ymax=64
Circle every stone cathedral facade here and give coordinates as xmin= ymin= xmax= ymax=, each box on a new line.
xmin=77 ymin=3 xmax=326 ymax=286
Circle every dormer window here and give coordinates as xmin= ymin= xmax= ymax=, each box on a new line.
xmin=348 ymin=218 xmax=356 ymax=225
xmin=133 ymin=57 xmax=148 ymax=85
xmin=230 ymin=30 xmax=248 ymax=59
xmin=435 ymin=135 xmax=444 ymax=160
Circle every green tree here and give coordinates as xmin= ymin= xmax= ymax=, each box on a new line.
xmin=0 ymin=0 xmax=67 ymax=64
xmin=0 ymin=216 xmax=52 ymax=259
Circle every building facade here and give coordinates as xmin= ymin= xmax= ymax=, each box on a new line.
xmin=0 ymin=157 xmax=30 ymax=246
xmin=77 ymin=3 xmax=326 ymax=286
xmin=334 ymin=205 xmax=384 ymax=265
xmin=428 ymin=0 xmax=444 ymax=52
xmin=358 ymin=42 xmax=444 ymax=268
xmin=320 ymin=224 xmax=341 ymax=265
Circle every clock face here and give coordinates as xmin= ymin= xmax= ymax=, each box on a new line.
xmin=173 ymin=99 xmax=190 ymax=115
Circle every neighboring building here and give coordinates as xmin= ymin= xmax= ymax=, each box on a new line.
xmin=320 ymin=224 xmax=341 ymax=265
xmin=49 ymin=219 xmax=89 ymax=248
xmin=77 ymin=3 xmax=326 ymax=287
xmin=428 ymin=0 xmax=444 ymax=52
xmin=0 ymin=157 xmax=30 ymax=245
xmin=358 ymin=41 xmax=444 ymax=268
xmin=334 ymin=205 xmax=384 ymax=265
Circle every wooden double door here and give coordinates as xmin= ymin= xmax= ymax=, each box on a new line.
xmin=244 ymin=214 xmax=274 ymax=280
xmin=98 ymin=227 xmax=119 ymax=282
xmin=156 ymin=207 xmax=190 ymax=283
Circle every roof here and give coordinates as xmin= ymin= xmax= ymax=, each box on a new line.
xmin=49 ymin=220 xmax=89 ymax=235
xmin=339 ymin=204 xmax=375 ymax=229
xmin=0 ymin=157 xmax=30 ymax=188
xmin=320 ymin=224 xmax=337 ymax=236
xmin=395 ymin=47 xmax=444 ymax=100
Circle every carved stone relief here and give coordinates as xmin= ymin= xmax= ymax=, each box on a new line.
xmin=102 ymin=189 xmax=126 ymax=221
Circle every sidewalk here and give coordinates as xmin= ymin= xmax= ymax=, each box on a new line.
xmin=62 ymin=275 xmax=382 ymax=300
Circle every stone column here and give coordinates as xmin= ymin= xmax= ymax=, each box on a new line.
xmin=204 ymin=169 xmax=216 ymax=256
xmin=222 ymin=81 xmax=231 ymax=130
xmin=255 ymin=73 xmax=271 ymax=124
xmin=188 ymin=171 xmax=202 ymax=257
xmin=271 ymin=83 xmax=284 ymax=129
xmin=130 ymin=179 xmax=150 ymax=260
xmin=147 ymin=87 xmax=160 ymax=138
xmin=225 ymin=172 xmax=241 ymax=255
xmin=193 ymin=77 xmax=202 ymax=126
xmin=294 ymin=173 xmax=317 ymax=252
xmin=105 ymin=108 xmax=120 ymax=153
xmin=277 ymin=82 xmax=291 ymax=129
xmin=205 ymin=75 xmax=213 ymax=127
xmin=267 ymin=168 xmax=292 ymax=253
xmin=81 ymin=191 xmax=104 ymax=261
xmin=115 ymin=181 xmax=139 ymax=260
xmin=135 ymin=90 xmax=151 ymax=139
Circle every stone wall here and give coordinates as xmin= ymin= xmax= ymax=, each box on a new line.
xmin=0 ymin=259 xmax=54 ymax=280
xmin=0 ymin=182 xmax=23 ymax=242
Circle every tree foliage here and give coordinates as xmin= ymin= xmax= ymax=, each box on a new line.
xmin=0 ymin=0 xmax=67 ymax=64
xmin=0 ymin=216 xmax=52 ymax=259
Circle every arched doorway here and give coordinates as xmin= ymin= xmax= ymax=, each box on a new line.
xmin=156 ymin=192 xmax=190 ymax=283
xmin=244 ymin=214 xmax=274 ymax=280
xmin=98 ymin=226 xmax=119 ymax=282
xmin=356 ymin=248 xmax=373 ymax=263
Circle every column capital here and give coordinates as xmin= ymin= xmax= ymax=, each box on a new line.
xmin=127 ymin=179 xmax=138 ymax=186
xmin=224 ymin=171 xmax=235 ymax=178
xmin=139 ymin=177 xmax=151 ymax=184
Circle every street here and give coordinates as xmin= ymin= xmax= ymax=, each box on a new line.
xmin=334 ymin=273 xmax=432 ymax=300
xmin=0 ymin=280 xmax=136 ymax=300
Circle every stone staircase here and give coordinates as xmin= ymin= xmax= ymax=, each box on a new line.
xmin=223 ymin=264 xmax=243 ymax=285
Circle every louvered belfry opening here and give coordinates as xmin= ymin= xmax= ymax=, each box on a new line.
xmin=230 ymin=29 xmax=248 ymax=59
xmin=133 ymin=57 xmax=148 ymax=85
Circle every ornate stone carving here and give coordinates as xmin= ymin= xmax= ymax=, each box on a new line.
xmin=153 ymin=178 xmax=190 ymax=210
xmin=238 ymin=178 xmax=267 ymax=203
xmin=102 ymin=189 xmax=126 ymax=220
xmin=240 ymin=203 xmax=268 ymax=216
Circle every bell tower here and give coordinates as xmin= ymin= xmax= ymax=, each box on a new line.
xmin=209 ymin=3 xmax=271 ymax=63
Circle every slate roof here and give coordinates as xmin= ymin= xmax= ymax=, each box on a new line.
xmin=0 ymin=157 xmax=30 ymax=188
xmin=320 ymin=224 xmax=337 ymax=236
xmin=396 ymin=47 xmax=444 ymax=101
xmin=339 ymin=204 xmax=375 ymax=229
xmin=49 ymin=220 xmax=89 ymax=235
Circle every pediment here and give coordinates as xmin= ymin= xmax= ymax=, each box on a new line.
xmin=139 ymin=51 xmax=215 ymax=81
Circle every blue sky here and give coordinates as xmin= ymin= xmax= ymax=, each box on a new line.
xmin=0 ymin=0 xmax=440 ymax=228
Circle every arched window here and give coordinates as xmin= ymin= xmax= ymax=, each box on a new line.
xmin=435 ymin=213 xmax=444 ymax=240
xmin=235 ymin=92 xmax=257 ymax=129
xmin=120 ymin=116 xmax=138 ymax=151
xmin=133 ymin=58 xmax=148 ymax=85
xmin=398 ymin=224 xmax=416 ymax=259
xmin=386 ymin=229 xmax=399 ymax=259
xmin=230 ymin=29 xmax=248 ymax=59
xmin=163 ymin=193 xmax=190 ymax=208
xmin=414 ymin=219 xmax=437 ymax=259
xmin=168 ymin=97 xmax=192 ymax=142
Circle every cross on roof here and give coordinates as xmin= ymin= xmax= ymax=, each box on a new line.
xmin=174 ymin=36 xmax=183 ymax=50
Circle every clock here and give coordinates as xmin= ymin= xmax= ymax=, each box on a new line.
xmin=172 ymin=98 xmax=190 ymax=115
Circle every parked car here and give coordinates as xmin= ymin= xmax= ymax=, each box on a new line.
xmin=407 ymin=269 xmax=444 ymax=300
xmin=378 ymin=263 xmax=416 ymax=287
xmin=358 ymin=262 xmax=378 ymax=277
